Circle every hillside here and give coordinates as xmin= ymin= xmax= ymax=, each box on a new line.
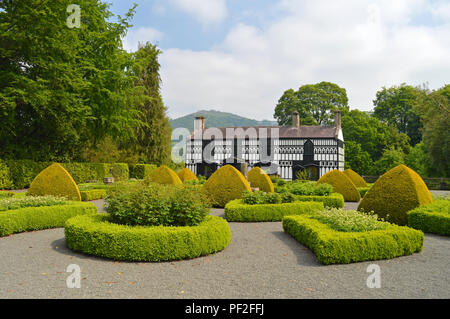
xmin=170 ymin=110 xmax=277 ymax=132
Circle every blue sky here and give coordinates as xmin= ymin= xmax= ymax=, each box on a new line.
xmin=106 ymin=0 xmax=450 ymax=121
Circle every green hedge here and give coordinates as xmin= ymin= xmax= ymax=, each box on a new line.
xmin=64 ymin=215 xmax=231 ymax=261
xmin=358 ymin=187 xmax=371 ymax=198
xmin=224 ymin=200 xmax=324 ymax=222
xmin=0 ymin=191 xmax=15 ymax=199
xmin=294 ymin=193 xmax=345 ymax=209
xmin=407 ymin=200 xmax=450 ymax=236
xmin=0 ymin=160 xmax=130 ymax=189
xmin=282 ymin=215 xmax=424 ymax=265
xmin=80 ymin=189 xmax=107 ymax=201
xmin=0 ymin=202 xmax=98 ymax=237
xmin=129 ymin=164 xmax=157 ymax=179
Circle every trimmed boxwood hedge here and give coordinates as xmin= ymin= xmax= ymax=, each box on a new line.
xmin=0 ymin=202 xmax=98 ymax=237
xmin=294 ymin=193 xmax=345 ymax=208
xmin=282 ymin=214 xmax=424 ymax=265
xmin=80 ymin=189 xmax=107 ymax=201
xmin=407 ymin=199 xmax=450 ymax=236
xmin=224 ymin=200 xmax=324 ymax=222
xmin=64 ymin=215 xmax=231 ymax=261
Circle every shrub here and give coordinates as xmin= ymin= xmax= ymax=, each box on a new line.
xmin=343 ymin=169 xmax=367 ymax=187
xmin=77 ymin=183 xmax=110 ymax=191
xmin=247 ymin=167 xmax=274 ymax=193
xmin=28 ymin=163 xmax=81 ymax=201
xmin=310 ymin=208 xmax=387 ymax=232
xmin=0 ymin=160 xmax=13 ymax=189
xmin=316 ymin=170 xmax=361 ymax=202
xmin=129 ymin=164 xmax=157 ymax=179
xmin=177 ymin=167 xmax=198 ymax=183
xmin=224 ymin=199 xmax=323 ymax=222
xmin=0 ymin=191 xmax=15 ymax=199
xmin=407 ymin=199 xmax=450 ymax=236
xmin=64 ymin=214 xmax=231 ymax=261
xmin=294 ymin=193 xmax=345 ymax=209
xmin=106 ymin=183 xmax=210 ymax=227
xmin=282 ymin=214 xmax=424 ymax=265
xmin=358 ymin=165 xmax=433 ymax=226
xmin=145 ymin=165 xmax=182 ymax=185
xmin=0 ymin=202 xmax=97 ymax=237
xmin=358 ymin=186 xmax=371 ymax=198
xmin=80 ymin=189 xmax=107 ymax=201
xmin=202 ymin=165 xmax=252 ymax=208
xmin=0 ymin=195 xmax=68 ymax=211
xmin=277 ymin=180 xmax=333 ymax=196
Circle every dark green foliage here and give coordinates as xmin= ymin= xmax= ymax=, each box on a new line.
xmin=372 ymin=147 xmax=406 ymax=175
xmin=224 ymin=199 xmax=324 ymax=222
xmin=64 ymin=214 xmax=231 ymax=261
xmin=80 ymin=189 xmax=107 ymax=201
xmin=0 ymin=1 xmax=141 ymax=161
xmin=129 ymin=164 xmax=157 ymax=179
xmin=105 ymin=182 xmax=211 ymax=227
xmin=407 ymin=199 xmax=450 ymax=236
xmin=282 ymin=214 xmax=424 ymax=265
xmin=358 ymin=187 xmax=371 ymax=198
xmin=0 ymin=202 xmax=97 ymax=237
xmin=274 ymin=82 xmax=349 ymax=126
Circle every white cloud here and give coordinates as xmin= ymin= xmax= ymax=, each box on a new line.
xmin=122 ymin=27 xmax=164 ymax=52
xmin=169 ymin=0 xmax=227 ymax=24
xmin=160 ymin=0 xmax=450 ymax=120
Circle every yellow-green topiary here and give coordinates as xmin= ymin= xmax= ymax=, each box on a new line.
xmin=28 ymin=163 xmax=81 ymax=201
xmin=316 ymin=170 xmax=361 ymax=202
xmin=247 ymin=167 xmax=274 ymax=193
xmin=343 ymin=169 xmax=367 ymax=187
xmin=203 ymin=165 xmax=252 ymax=207
xmin=358 ymin=164 xmax=432 ymax=226
xmin=146 ymin=165 xmax=182 ymax=185
xmin=177 ymin=167 xmax=198 ymax=183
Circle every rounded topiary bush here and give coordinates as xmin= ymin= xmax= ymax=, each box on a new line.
xmin=343 ymin=169 xmax=367 ymax=188
xmin=316 ymin=170 xmax=360 ymax=202
xmin=177 ymin=167 xmax=198 ymax=183
xmin=248 ymin=167 xmax=274 ymax=193
xmin=145 ymin=165 xmax=182 ymax=185
xmin=203 ymin=165 xmax=252 ymax=207
xmin=28 ymin=163 xmax=81 ymax=201
xmin=358 ymin=164 xmax=432 ymax=226
xmin=64 ymin=214 xmax=231 ymax=261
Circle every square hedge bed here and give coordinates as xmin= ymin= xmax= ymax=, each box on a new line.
xmin=294 ymin=193 xmax=344 ymax=208
xmin=224 ymin=200 xmax=324 ymax=222
xmin=407 ymin=199 xmax=450 ymax=236
xmin=282 ymin=214 xmax=424 ymax=265
xmin=0 ymin=202 xmax=98 ymax=237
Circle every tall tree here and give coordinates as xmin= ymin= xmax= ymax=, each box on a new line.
xmin=126 ymin=42 xmax=172 ymax=165
xmin=414 ymin=84 xmax=450 ymax=177
xmin=0 ymin=0 xmax=141 ymax=161
xmin=274 ymin=81 xmax=349 ymax=125
xmin=373 ymin=84 xmax=422 ymax=145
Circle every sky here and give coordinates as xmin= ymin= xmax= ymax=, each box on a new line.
xmin=107 ymin=0 xmax=450 ymax=121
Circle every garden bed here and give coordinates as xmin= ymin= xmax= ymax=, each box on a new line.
xmin=407 ymin=199 xmax=450 ymax=236
xmin=282 ymin=211 xmax=424 ymax=264
xmin=224 ymin=200 xmax=323 ymax=222
xmin=64 ymin=214 xmax=231 ymax=261
xmin=293 ymin=193 xmax=345 ymax=208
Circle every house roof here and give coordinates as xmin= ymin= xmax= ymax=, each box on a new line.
xmin=189 ymin=125 xmax=340 ymax=139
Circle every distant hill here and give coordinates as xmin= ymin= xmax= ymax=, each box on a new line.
xmin=170 ymin=109 xmax=277 ymax=132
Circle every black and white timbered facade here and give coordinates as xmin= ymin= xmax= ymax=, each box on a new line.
xmin=185 ymin=111 xmax=344 ymax=181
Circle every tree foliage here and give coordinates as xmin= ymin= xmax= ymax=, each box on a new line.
xmin=274 ymin=81 xmax=349 ymax=126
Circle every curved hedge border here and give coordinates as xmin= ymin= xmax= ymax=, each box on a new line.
xmin=224 ymin=200 xmax=323 ymax=222
xmin=407 ymin=199 xmax=450 ymax=236
xmin=0 ymin=202 xmax=98 ymax=237
xmin=80 ymin=189 xmax=107 ymax=201
xmin=282 ymin=215 xmax=424 ymax=265
xmin=64 ymin=215 xmax=231 ymax=261
xmin=294 ymin=193 xmax=344 ymax=209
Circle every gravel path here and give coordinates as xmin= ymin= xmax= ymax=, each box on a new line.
xmin=1 ymin=202 xmax=449 ymax=299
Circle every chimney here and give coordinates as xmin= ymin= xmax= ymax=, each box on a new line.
xmin=194 ymin=116 xmax=205 ymax=131
xmin=292 ymin=111 xmax=300 ymax=127
xmin=334 ymin=110 xmax=341 ymax=129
